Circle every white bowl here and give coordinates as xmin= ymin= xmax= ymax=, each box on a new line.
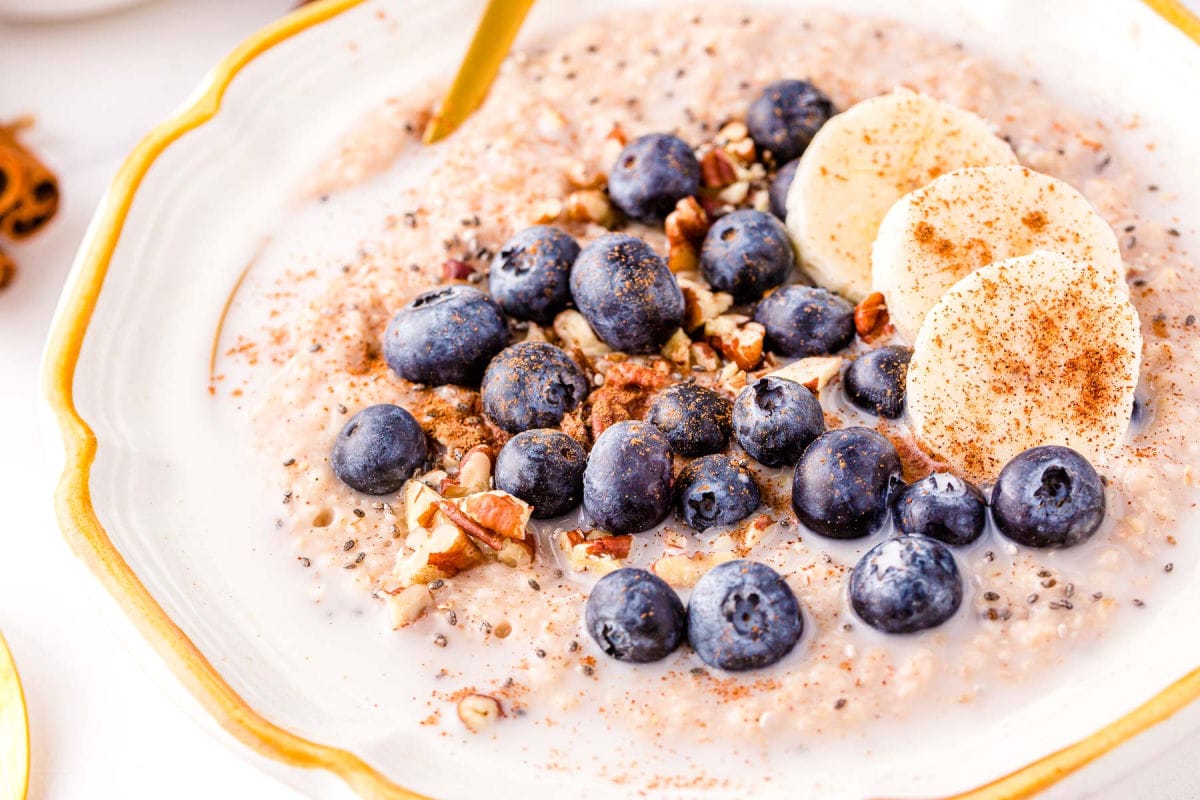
xmin=42 ymin=1 xmax=1200 ymax=798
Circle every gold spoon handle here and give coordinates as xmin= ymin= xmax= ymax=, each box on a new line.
xmin=0 ymin=632 xmax=28 ymax=800
xmin=423 ymin=0 xmax=536 ymax=143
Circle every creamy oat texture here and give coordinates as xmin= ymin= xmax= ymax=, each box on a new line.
xmin=227 ymin=5 xmax=1199 ymax=760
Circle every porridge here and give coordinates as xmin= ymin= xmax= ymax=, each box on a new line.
xmin=224 ymin=6 xmax=1198 ymax=748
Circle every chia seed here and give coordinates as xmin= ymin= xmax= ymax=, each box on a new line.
xmin=433 ymin=633 xmax=447 ymax=647
xmin=834 ymin=698 xmax=847 ymax=710
xmin=429 ymin=579 xmax=445 ymax=590
xmin=983 ymin=591 xmax=1000 ymax=602
xmin=1027 ymin=593 xmax=1039 ymax=604
xmin=343 ymin=539 xmax=356 ymax=551
xmin=528 ymin=578 xmax=541 ymax=591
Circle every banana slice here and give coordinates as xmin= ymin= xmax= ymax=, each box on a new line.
xmin=786 ymin=88 xmax=1017 ymax=302
xmin=907 ymin=251 xmax=1141 ymax=482
xmin=873 ymin=164 xmax=1126 ymax=341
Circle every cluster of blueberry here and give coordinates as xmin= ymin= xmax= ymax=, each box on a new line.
xmin=325 ymin=79 xmax=1110 ymax=672
xmin=584 ymin=443 xmax=1106 ymax=670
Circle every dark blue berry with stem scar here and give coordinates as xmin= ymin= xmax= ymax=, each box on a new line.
xmin=769 ymin=158 xmax=799 ymax=220
xmin=849 ymin=535 xmax=963 ymax=634
xmin=792 ymin=427 xmax=901 ymax=539
xmin=583 ymin=420 xmax=673 ymax=534
xmin=732 ymin=376 xmax=825 ymax=467
xmin=894 ymin=473 xmax=987 ymax=546
xmin=991 ymin=446 xmax=1105 ymax=548
xmin=570 ymin=233 xmax=685 ymax=354
xmin=495 ymin=429 xmax=586 ymax=519
xmin=754 ymin=285 xmax=855 ymax=358
xmin=331 ymin=404 xmax=426 ymax=495
xmin=746 ymin=79 xmax=836 ymax=164
xmin=646 ymin=383 xmax=732 ymax=457
xmin=489 ymin=225 xmax=579 ymax=324
xmin=481 ymin=342 xmax=588 ymax=434
xmin=700 ymin=209 xmax=796 ymax=304
xmin=675 ymin=455 xmax=761 ymax=532
xmin=587 ymin=568 xmax=686 ymax=663
xmin=384 ymin=285 xmax=509 ymax=386
xmin=687 ymin=560 xmax=803 ymax=671
xmin=844 ymin=345 xmax=913 ymax=419
xmin=607 ymin=133 xmax=701 ymax=223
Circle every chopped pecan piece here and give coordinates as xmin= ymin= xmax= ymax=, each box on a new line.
xmin=854 ymin=292 xmax=891 ymax=342
xmin=453 ymin=490 xmax=532 ymax=541
xmin=458 ymin=694 xmax=503 ymax=733
xmin=699 ymin=148 xmax=737 ymax=188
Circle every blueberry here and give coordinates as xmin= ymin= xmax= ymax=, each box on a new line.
xmin=481 ymin=342 xmax=588 ymax=433
xmin=844 ymin=346 xmax=913 ymax=419
xmin=894 ymin=473 xmax=987 ymax=546
xmin=570 ymin=234 xmax=685 ymax=353
xmin=687 ymin=560 xmax=803 ymax=671
xmin=646 ymin=383 xmax=732 ymax=457
xmin=495 ymin=430 xmax=586 ymax=519
xmin=586 ymin=568 xmax=686 ymax=663
xmin=607 ymin=133 xmax=701 ymax=223
xmin=675 ymin=455 xmax=761 ymax=532
xmin=383 ymin=286 xmax=509 ymax=386
xmin=331 ymin=404 xmax=426 ymax=495
xmin=991 ymin=446 xmax=1105 ymax=548
xmin=700 ymin=209 xmax=795 ymax=303
xmin=754 ymin=285 xmax=855 ymax=358
xmin=792 ymin=427 xmax=901 ymax=539
xmin=849 ymin=535 xmax=963 ymax=634
xmin=769 ymin=158 xmax=799 ymax=220
xmin=583 ymin=420 xmax=673 ymax=534
xmin=732 ymin=377 xmax=825 ymax=467
xmin=489 ymin=226 xmax=579 ymax=323
xmin=746 ymin=79 xmax=835 ymax=164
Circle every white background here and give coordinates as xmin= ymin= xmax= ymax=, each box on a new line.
xmin=0 ymin=1 xmax=1197 ymax=798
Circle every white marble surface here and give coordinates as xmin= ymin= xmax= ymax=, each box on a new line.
xmin=0 ymin=1 xmax=1197 ymax=798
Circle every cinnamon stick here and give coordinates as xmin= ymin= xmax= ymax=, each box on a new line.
xmin=0 ymin=122 xmax=59 ymax=240
xmin=0 ymin=246 xmax=14 ymax=290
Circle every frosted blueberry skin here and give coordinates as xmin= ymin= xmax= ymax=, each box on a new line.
xmin=331 ymin=404 xmax=426 ymax=495
xmin=849 ymin=535 xmax=963 ymax=634
xmin=687 ymin=560 xmax=804 ymax=671
xmin=383 ymin=286 xmax=509 ymax=386
xmin=746 ymin=79 xmax=836 ymax=164
xmin=481 ymin=342 xmax=589 ymax=434
xmin=489 ymin=225 xmax=580 ymax=324
xmin=894 ymin=473 xmax=987 ymax=547
xmin=732 ymin=376 xmax=825 ymax=467
xmin=792 ymin=427 xmax=902 ymax=539
xmin=674 ymin=455 xmax=761 ymax=533
xmin=583 ymin=420 xmax=674 ymax=534
xmin=586 ymin=568 xmax=686 ymax=663
xmin=570 ymin=234 xmax=685 ymax=354
xmin=495 ymin=430 xmax=586 ymax=519
xmin=700 ymin=209 xmax=796 ymax=304
xmin=769 ymin=158 xmax=799 ymax=220
xmin=754 ymin=285 xmax=855 ymax=358
xmin=844 ymin=345 xmax=913 ymax=419
xmin=646 ymin=383 xmax=733 ymax=457
xmin=607 ymin=133 xmax=701 ymax=223
xmin=991 ymin=446 xmax=1105 ymax=548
